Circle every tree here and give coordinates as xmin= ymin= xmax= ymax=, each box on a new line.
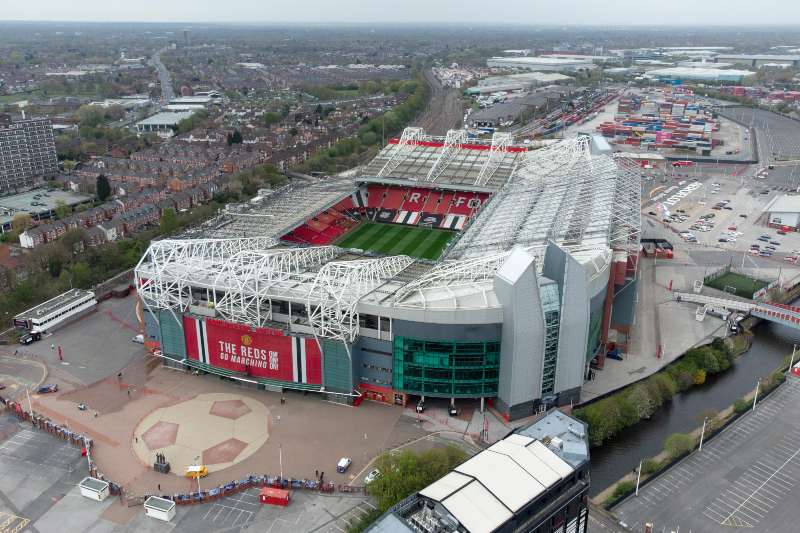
xmin=54 ymin=200 xmax=70 ymax=220
xmin=665 ymin=433 xmax=694 ymax=459
xmin=229 ymin=129 xmax=243 ymax=145
xmin=262 ymin=112 xmax=282 ymax=127
xmin=96 ymin=174 xmax=111 ymax=201
xmin=367 ymin=446 xmax=467 ymax=514
xmin=11 ymin=213 xmax=32 ymax=234
xmin=159 ymin=208 xmax=179 ymax=235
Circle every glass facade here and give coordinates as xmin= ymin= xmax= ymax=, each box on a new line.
xmin=539 ymin=282 xmax=561 ymax=396
xmin=393 ymin=336 xmax=500 ymax=397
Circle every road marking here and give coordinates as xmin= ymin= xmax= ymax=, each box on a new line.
xmin=722 ymin=445 xmax=800 ymax=527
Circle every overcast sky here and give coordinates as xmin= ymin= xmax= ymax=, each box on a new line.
xmin=4 ymin=0 xmax=800 ymax=25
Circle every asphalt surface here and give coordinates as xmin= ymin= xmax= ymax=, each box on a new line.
xmin=150 ymin=46 xmax=175 ymax=103
xmin=614 ymin=376 xmax=800 ymax=533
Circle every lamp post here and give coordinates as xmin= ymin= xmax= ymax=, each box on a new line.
xmin=699 ymin=416 xmax=709 ymax=451
xmin=194 ymin=455 xmax=201 ymax=493
xmin=752 ymin=379 xmax=760 ymax=412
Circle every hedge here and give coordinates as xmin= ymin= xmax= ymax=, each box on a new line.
xmin=574 ymin=338 xmax=736 ymax=447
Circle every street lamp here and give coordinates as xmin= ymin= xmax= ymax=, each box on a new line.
xmin=699 ymin=416 xmax=709 ymax=451
xmin=193 ymin=455 xmax=201 ymax=493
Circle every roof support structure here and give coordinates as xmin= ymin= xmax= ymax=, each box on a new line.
xmin=307 ymin=255 xmax=414 ymax=344
xmin=474 ymin=132 xmax=513 ymax=186
xmin=424 ymin=129 xmax=469 ymax=182
xmin=377 ymin=127 xmax=424 ymax=178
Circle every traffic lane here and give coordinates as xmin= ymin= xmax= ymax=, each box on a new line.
xmin=0 ymin=355 xmax=45 ymax=400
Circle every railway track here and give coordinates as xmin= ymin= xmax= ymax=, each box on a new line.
xmin=413 ymin=69 xmax=463 ymax=135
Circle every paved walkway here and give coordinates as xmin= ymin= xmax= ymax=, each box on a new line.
xmin=581 ymin=257 xmax=727 ymax=402
xmin=132 ymin=392 xmax=270 ymax=475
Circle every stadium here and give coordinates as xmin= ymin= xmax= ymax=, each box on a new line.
xmin=134 ymin=128 xmax=641 ymax=420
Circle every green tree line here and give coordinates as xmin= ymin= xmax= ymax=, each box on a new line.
xmin=574 ymin=338 xmax=737 ymax=447
xmin=300 ymin=70 xmax=430 ymax=174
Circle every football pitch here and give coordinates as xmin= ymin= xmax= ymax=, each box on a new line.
xmin=335 ymin=222 xmax=454 ymax=260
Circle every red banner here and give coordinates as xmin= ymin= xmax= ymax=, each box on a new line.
xmin=184 ymin=316 xmax=321 ymax=384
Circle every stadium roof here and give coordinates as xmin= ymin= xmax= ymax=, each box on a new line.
xmin=136 ymin=129 xmax=639 ymax=339
xmin=360 ymin=129 xmax=524 ymax=190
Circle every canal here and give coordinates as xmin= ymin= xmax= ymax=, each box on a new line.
xmin=589 ymin=320 xmax=798 ymax=496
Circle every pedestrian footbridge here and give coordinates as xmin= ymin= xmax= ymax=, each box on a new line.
xmin=674 ymin=292 xmax=800 ymax=329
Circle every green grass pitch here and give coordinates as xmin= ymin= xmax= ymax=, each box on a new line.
xmin=334 ymin=222 xmax=455 ymax=260
xmin=705 ymin=271 xmax=769 ymax=297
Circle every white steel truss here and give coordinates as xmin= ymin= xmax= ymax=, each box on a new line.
xmin=449 ymin=136 xmax=641 ymax=266
xmin=307 ymin=255 xmax=414 ymax=343
xmin=377 ymin=127 xmax=424 ymax=178
xmin=135 ymin=237 xmax=278 ymax=314
xmin=474 ymin=131 xmax=513 ymax=186
xmin=210 ymin=247 xmax=340 ymax=326
xmin=391 ymin=252 xmax=511 ymax=309
xmin=424 ymin=129 xmax=469 ymax=182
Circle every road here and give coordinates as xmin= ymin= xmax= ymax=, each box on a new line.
xmin=413 ymin=69 xmax=462 ymax=135
xmin=150 ymin=46 xmax=175 ymax=103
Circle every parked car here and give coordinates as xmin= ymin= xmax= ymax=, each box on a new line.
xmin=365 ymin=469 xmax=382 ymax=485
xmin=19 ymin=332 xmax=41 ymax=345
xmin=337 ymin=457 xmax=352 ymax=473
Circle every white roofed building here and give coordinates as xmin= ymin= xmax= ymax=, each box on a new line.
xmin=366 ymin=410 xmax=590 ymax=533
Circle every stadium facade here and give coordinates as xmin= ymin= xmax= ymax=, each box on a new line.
xmin=135 ymin=128 xmax=640 ymax=420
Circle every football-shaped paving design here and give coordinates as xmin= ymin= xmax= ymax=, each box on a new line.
xmin=203 ymin=438 xmax=248 ymax=464
xmin=132 ymin=393 xmax=270 ymax=475
xmin=142 ymin=421 xmax=179 ymax=450
xmin=210 ymin=399 xmax=252 ymax=420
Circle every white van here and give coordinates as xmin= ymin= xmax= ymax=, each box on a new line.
xmin=337 ymin=457 xmax=352 ymax=473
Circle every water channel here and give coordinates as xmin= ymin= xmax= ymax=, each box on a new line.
xmin=589 ymin=320 xmax=799 ymax=496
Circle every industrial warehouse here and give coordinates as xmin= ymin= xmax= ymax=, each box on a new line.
xmin=135 ymin=128 xmax=641 ymax=420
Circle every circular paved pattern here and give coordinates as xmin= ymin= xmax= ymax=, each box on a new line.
xmin=132 ymin=392 xmax=270 ymax=475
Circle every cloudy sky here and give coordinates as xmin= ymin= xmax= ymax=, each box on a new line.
xmin=4 ymin=0 xmax=800 ymax=25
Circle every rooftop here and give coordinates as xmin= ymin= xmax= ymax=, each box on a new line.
xmin=136 ymin=111 xmax=196 ymax=127
xmin=15 ymin=289 xmax=95 ymax=323
xmin=764 ymin=194 xmax=800 ymax=214
xmin=367 ymin=410 xmax=589 ymax=533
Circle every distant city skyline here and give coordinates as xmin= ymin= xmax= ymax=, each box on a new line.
xmin=4 ymin=0 xmax=800 ymax=26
